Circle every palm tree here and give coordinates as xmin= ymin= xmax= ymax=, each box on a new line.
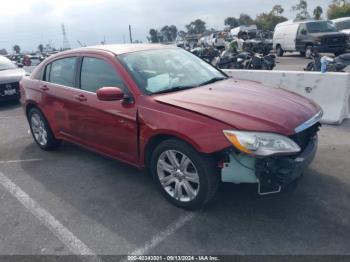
xmin=13 ymin=45 xmax=21 ymax=54
xmin=38 ymin=44 xmax=44 ymax=53
xmin=313 ymin=6 xmax=323 ymax=20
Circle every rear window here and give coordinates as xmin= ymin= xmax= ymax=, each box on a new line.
xmin=45 ymin=57 xmax=76 ymax=87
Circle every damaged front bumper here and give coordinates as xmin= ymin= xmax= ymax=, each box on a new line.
xmin=221 ymin=136 xmax=318 ymax=195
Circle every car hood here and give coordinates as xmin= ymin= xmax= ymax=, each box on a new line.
xmin=340 ymin=29 xmax=350 ymax=35
xmin=311 ymin=32 xmax=347 ymax=38
xmin=0 ymin=68 xmax=26 ymax=84
xmin=154 ymin=78 xmax=321 ymax=135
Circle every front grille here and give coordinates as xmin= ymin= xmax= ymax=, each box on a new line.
xmin=0 ymin=82 xmax=19 ymax=96
xmin=289 ymin=123 xmax=320 ymax=150
xmin=326 ymin=36 xmax=346 ymax=47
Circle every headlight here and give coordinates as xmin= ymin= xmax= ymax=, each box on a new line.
xmin=315 ymin=37 xmax=322 ymax=44
xmin=223 ymin=130 xmax=301 ymax=157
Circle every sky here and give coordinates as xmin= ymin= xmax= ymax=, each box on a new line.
xmin=0 ymin=0 xmax=331 ymax=52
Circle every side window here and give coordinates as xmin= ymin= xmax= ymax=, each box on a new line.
xmin=80 ymin=57 xmax=126 ymax=93
xmin=297 ymin=24 xmax=307 ymax=36
xmin=49 ymin=57 xmax=77 ymax=87
xmin=43 ymin=63 xmax=51 ymax=82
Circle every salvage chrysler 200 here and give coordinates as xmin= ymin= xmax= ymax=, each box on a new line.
xmin=20 ymin=44 xmax=322 ymax=209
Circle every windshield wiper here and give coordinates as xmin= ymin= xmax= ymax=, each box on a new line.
xmin=151 ymin=77 xmax=227 ymax=95
xmin=151 ymin=85 xmax=195 ymax=95
xmin=198 ymin=77 xmax=227 ymax=87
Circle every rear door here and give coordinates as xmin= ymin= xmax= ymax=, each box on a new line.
xmin=39 ymin=56 xmax=81 ymax=136
xmin=69 ymin=55 xmax=138 ymax=164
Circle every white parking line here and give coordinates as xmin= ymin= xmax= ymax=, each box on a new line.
xmin=0 ymin=159 xmax=43 ymax=164
xmin=0 ymin=172 xmax=99 ymax=258
xmin=129 ymin=212 xmax=195 ymax=256
xmin=0 ymin=116 xmax=23 ymax=119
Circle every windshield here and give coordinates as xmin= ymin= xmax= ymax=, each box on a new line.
xmin=306 ymin=21 xmax=338 ymax=33
xmin=334 ymin=20 xmax=350 ymax=31
xmin=0 ymin=56 xmax=17 ymax=71
xmin=118 ymin=48 xmax=226 ymax=94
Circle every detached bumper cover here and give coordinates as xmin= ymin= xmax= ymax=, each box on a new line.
xmin=255 ymin=136 xmax=318 ymax=190
xmin=221 ymin=136 xmax=318 ymax=195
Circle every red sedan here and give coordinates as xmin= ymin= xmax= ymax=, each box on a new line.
xmin=20 ymin=44 xmax=322 ymax=209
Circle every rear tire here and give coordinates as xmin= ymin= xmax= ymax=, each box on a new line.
xmin=150 ymin=139 xmax=220 ymax=210
xmin=305 ymin=45 xmax=313 ymax=59
xmin=276 ymin=45 xmax=284 ymax=57
xmin=28 ymin=108 xmax=61 ymax=151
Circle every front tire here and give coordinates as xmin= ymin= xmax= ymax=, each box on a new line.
xmin=150 ymin=139 xmax=220 ymax=210
xmin=28 ymin=108 xmax=61 ymax=151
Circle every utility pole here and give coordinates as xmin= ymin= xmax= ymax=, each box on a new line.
xmin=129 ymin=25 xmax=133 ymax=43
xmin=61 ymin=23 xmax=71 ymax=50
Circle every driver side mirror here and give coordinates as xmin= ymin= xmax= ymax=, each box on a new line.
xmin=96 ymin=87 xmax=125 ymax=101
xmin=17 ymin=63 xmax=23 ymax=68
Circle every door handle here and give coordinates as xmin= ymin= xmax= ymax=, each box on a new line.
xmin=74 ymin=94 xmax=87 ymax=102
xmin=40 ymin=85 xmax=49 ymax=91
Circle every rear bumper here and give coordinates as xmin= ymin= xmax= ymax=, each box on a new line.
xmin=221 ymin=136 xmax=318 ymax=194
xmin=0 ymin=83 xmax=20 ymax=102
xmin=0 ymin=93 xmax=20 ymax=102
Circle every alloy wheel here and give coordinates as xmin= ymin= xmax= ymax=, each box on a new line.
xmin=31 ymin=113 xmax=48 ymax=146
xmin=157 ymin=150 xmax=200 ymax=202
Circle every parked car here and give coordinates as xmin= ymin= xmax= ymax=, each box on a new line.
xmin=332 ymin=17 xmax=350 ymax=35
xmin=208 ymin=32 xmax=226 ymax=48
xmin=0 ymin=55 xmax=26 ymax=102
xmin=230 ymin=25 xmax=258 ymax=38
xmin=331 ymin=17 xmax=350 ymax=48
xmin=243 ymin=30 xmax=274 ymax=55
xmin=273 ymin=20 xmax=348 ymax=58
xmin=20 ymin=44 xmax=322 ymax=209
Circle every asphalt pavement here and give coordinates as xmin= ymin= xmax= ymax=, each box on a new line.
xmin=0 ymin=100 xmax=349 ymax=258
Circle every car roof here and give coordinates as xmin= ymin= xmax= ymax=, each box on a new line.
xmin=277 ymin=19 xmax=327 ymax=27
xmin=332 ymin=17 xmax=350 ymax=22
xmin=0 ymin=55 xmax=12 ymax=63
xmin=70 ymin=44 xmax=176 ymax=56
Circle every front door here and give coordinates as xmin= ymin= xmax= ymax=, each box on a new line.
xmin=69 ymin=56 xmax=138 ymax=164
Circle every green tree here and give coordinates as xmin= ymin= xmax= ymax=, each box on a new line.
xmin=178 ymin=30 xmax=186 ymax=39
xmin=0 ymin=48 xmax=7 ymax=55
xmin=271 ymin=5 xmax=284 ymax=15
xmin=169 ymin=25 xmax=178 ymax=42
xmin=186 ymin=19 xmax=206 ymax=34
xmin=239 ymin=13 xmax=254 ymax=25
xmin=255 ymin=5 xmax=288 ymax=31
xmin=224 ymin=17 xmax=240 ymax=28
xmin=292 ymin=0 xmax=311 ymax=20
xmin=13 ymin=45 xmax=21 ymax=54
xmin=149 ymin=29 xmax=159 ymax=43
xmin=160 ymin=25 xmax=178 ymax=42
xmin=313 ymin=6 xmax=323 ymax=20
xmin=327 ymin=0 xmax=350 ymax=19
xmin=38 ymin=44 xmax=44 ymax=53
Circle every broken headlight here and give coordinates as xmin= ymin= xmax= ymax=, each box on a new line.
xmin=223 ymin=130 xmax=301 ymax=157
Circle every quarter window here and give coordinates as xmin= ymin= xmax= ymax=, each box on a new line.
xmin=80 ymin=57 xmax=125 ymax=93
xmin=47 ymin=57 xmax=77 ymax=87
